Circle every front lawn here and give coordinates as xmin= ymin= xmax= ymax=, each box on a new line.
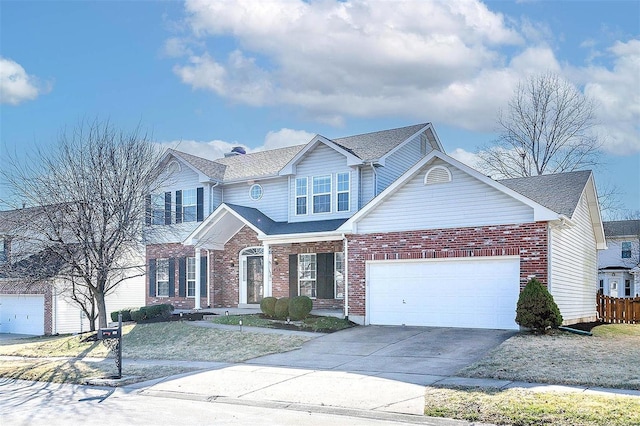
xmin=0 ymin=321 xmax=312 ymax=385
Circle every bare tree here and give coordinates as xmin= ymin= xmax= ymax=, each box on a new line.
xmin=0 ymin=120 xmax=164 ymax=330
xmin=478 ymin=72 xmax=602 ymax=178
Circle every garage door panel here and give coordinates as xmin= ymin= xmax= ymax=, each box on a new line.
xmin=0 ymin=295 xmax=45 ymax=335
xmin=368 ymin=257 xmax=520 ymax=330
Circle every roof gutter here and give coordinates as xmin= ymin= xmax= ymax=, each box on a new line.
xmin=260 ymin=231 xmax=345 ymax=245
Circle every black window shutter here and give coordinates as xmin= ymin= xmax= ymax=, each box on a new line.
xmin=175 ymin=190 xmax=183 ymax=224
xmin=178 ymin=257 xmax=186 ymax=297
xmin=200 ymin=255 xmax=208 ymax=297
xmin=164 ymin=192 xmax=172 ymax=225
xmin=289 ymin=254 xmax=298 ymax=298
xmin=148 ymin=259 xmax=156 ymax=297
xmin=196 ymin=187 xmax=204 ymax=222
xmin=316 ymin=253 xmax=335 ymax=299
xmin=168 ymin=257 xmax=175 ymax=296
xmin=145 ymin=194 xmax=151 ymax=226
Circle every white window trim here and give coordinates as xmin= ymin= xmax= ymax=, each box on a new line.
xmin=249 ymin=184 xmax=263 ymax=201
xmin=295 ymin=177 xmax=308 ymax=216
xmin=336 ymin=172 xmax=350 ymax=212
xmin=312 ymin=175 xmax=332 ymax=214
xmin=186 ymin=257 xmax=196 ymax=298
xmin=156 ymin=258 xmax=170 ymax=298
xmin=182 ymin=188 xmax=197 ymax=223
xmin=298 ymin=253 xmax=317 ymax=299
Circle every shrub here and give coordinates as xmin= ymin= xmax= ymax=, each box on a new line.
xmin=274 ymin=297 xmax=290 ymax=319
xmin=146 ymin=303 xmax=174 ymax=319
xmin=110 ymin=308 xmax=132 ymax=322
xmin=130 ymin=307 xmax=147 ymax=322
xmin=289 ymin=296 xmax=313 ymax=320
xmin=515 ymin=277 xmax=563 ymax=332
xmin=260 ymin=297 xmax=277 ymax=317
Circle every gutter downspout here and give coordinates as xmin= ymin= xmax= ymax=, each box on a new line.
xmin=370 ymin=162 xmax=377 ymax=197
xmin=342 ymin=233 xmax=348 ymax=319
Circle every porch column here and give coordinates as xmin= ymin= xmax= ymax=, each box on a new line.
xmin=263 ymin=241 xmax=271 ymax=297
xmin=195 ymin=247 xmax=201 ymax=310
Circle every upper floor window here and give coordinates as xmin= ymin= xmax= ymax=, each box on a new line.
xmin=622 ymin=241 xmax=632 ymax=259
xmin=151 ymin=194 xmax=166 ymax=225
xmin=337 ymin=173 xmax=350 ymax=212
xmin=249 ymin=184 xmax=263 ymax=201
xmin=295 ymin=178 xmax=307 ymax=215
xmin=156 ymin=258 xmax=170 ymax=297
xmin=313 ymin=175 xmax=331 ymax=214
xmin=0 ymin=238 xmax=6 ymax=263
xmin=182 ymin=189 xmax=197 ymax=222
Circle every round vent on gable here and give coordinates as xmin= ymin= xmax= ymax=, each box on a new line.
xmin=424 ymin=166 xmax=452 ymax=185
xmin=166 ymin=160 xmax=181 ymax=174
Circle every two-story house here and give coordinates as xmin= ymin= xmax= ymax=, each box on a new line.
xmin=598 ymin=220 xmax=640 ymax=298
xmin=146 ymin=122 xmax=605 ymax=330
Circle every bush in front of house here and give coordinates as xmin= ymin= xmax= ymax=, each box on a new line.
xmin=289 ymin=296 xmax=313 ymax=320
xmin=110 ymin=308 xmax=132 ymax=322
xmin=274 ymin=297 xmax=290 ymax=319
xmin=130 ymin=303 xmax=174 ymax=323
xmin=260 ymin=297 xmax=277 ymax=317
xmin=515 ymin=277 xmax=563 ymax=333
xmin=130 ymin=307 xmax=147 ymax=322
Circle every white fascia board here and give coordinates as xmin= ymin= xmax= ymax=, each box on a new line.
xmin=279 ymin=135 xmax=362 ymax=176
xmin=377 ymin=123 xmax=444 ymax=165
xmin=260 ymin=231 xmax=344 ymax=245
xmin=581 ymin=173 xmax=606 ymax=249
xmin=338 ymin=150 xmax=560 ymax=232
xmin=183 ymin=203 xmax=265 ymax=246
xmin=221 ymin=174 xmax=281 ymax=185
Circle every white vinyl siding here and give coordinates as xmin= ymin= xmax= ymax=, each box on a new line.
xmin=211 ymin=185 xmax=223 ymax=211
xmin=356 ymin=159 xmax=534 ymax=234
xmin=222 ymin=177 xmax=289 ymax=222
xmin=359 ymin=166 xmax=375 ymax=208
xmin=376 ymin=132 xmax=426 ymax=193
xmin=289 ymin=143 xmax=358 ymax=222
xmin=550 ymin=193 xmax=598 ymax=324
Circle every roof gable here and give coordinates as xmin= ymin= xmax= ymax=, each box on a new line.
xmin=162 ymin=149 xmax=226 ymax=182
xmin=279 ymin=136 xmax=362 ymax=176
xmin=339 ymin=151 xmax=561 ymax=232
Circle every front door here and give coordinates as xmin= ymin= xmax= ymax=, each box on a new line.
xmin=246 ymin=256 xmax=264 ymax=304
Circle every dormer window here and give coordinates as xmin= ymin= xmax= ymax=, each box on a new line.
xmin=312 ymin=175 xmax=331 ymax=214
xmin=424 ymin=166 xmax=452 ymax=185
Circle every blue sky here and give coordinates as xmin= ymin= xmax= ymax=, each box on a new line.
xmin=1 ymin=0 xmax=638 ymax=217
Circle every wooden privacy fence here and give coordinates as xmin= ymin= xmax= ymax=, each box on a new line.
xmin=597 ymin=294 xmax=640 ymax=324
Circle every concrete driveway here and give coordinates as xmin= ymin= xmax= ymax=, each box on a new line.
xmin=247 ymin=326 xmax=516 ymax=384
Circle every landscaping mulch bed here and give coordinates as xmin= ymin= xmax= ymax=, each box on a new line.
xmin=562 ymin=321 xmax=606 ymax=332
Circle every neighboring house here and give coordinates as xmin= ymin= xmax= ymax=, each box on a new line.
xmin=146 ymin=122 xmax=605 ymax=330
xmin=0 ymin=208 xmax=145 ymax=335
xmin=598 ymin=220 xmax=640 ymax=298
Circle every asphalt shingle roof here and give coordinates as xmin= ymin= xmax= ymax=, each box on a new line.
xmin=498 ymin=170 xmax=592 ymax=217
xmin=169 ymin=123 xmax=429 ymax=182
xmin=225 ymin=204 xmax=346 ymax=235
xmin=603 ymin=220 xmax=640 ymax=238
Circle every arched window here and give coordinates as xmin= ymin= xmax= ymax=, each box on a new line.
xmin=424 ymin=166 xmax=452 ymax=185
xmin=249 ymin=184 xmax=263 ymax=201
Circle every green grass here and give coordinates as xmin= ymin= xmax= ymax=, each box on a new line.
xmin=424 ymin=387 xmax=640 ymax=426
xmin=208 ymin=314 xmax=354 ymax=332
xmin=591 ymin=323 xmax=640 ymax=338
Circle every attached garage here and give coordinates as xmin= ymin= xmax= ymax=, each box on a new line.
xmin=367 ymin=256 xmax=521 ymax=330
xmin=0 ymin=294 xmax=45 ymax=335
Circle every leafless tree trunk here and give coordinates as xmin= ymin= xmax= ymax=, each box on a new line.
xmin=1 ymin=120 xmax=165 ymax=330
xmin=478 ymin=72 xmax=602 ymax=178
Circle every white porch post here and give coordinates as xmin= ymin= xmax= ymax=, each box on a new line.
xmin=263 ymin=241 xmax=271 ymax=297
xmin=195 ymin=247 xmax=202 ymax=310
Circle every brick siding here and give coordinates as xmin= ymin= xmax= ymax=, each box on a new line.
xmin=346 ymin=222 xmax=549 ymax=317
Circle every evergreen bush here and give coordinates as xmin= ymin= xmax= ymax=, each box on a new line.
xmin=515 ymin=277 xmax=563 ymax=332
xmin=274 ymin=297 xmax=290 ymax=319
xmin=260 ymin=297 xmax=277 ymax=317
xmin=110 ymin=308 xmax=132 ymax=322
xmin=289 ymin=296 xmax=313 ymax=320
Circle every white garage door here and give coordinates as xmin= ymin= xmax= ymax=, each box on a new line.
xmin=368 ymin=257 xmax=520 ymax=330
xmin=0 ymin=295 xmax=45 ymax=335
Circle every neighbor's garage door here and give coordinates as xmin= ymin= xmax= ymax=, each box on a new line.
xmin=0 ymin=295 xmax=45 ymax=335
xmin=368 ymin=257 xmax=520 ymax=330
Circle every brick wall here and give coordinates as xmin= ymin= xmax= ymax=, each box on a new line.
xmin=346 ymin=222 xmax=549 ymax=317
xmin=0 ymin=280 xmax=53 ymax=335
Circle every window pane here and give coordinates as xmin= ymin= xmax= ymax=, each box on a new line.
xmin=152 ymin=194 xmax=165 ymax=225
xmin=182 ymin=189 xmax=197 ymax=223
xmin=183 ymin=206 xmax=196 ymax=222
xmin=337 ymin=192 xmax=349 ymax=212
xmin=313 ymin=194 xmax=331 ymax=213
xmin=156 ymin=259 xmax=169 ymax=281
xmin=313 ymin=176 xmax=331 ymax=194
xmin=296 ymin=178 xmax=307 ymax=196
xmin=157 ymin=282 xmax=169 ymax=297
xmin=337 ymin=173 xmax=349 ymax=191
xmin=296 ymin=197 xmax=307 ymax=215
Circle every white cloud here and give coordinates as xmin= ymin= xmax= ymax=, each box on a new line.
xmin=449 ymin=148 xmax=481 ymax=169
xmin=157 ymin=128 xmax=314 ymax=160
xmin=0 ymin=57 xmax=48 ymax=105
xmin=170 ymin=1 xmax=639 ymax=156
